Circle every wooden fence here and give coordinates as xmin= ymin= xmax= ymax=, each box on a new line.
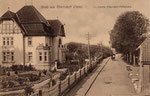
xmin=30 ymin=62 xmax=97 ymax=96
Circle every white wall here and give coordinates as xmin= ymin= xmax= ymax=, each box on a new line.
xmin=0 ymin=20 xmax=24 ymax=67
xmin=25 ymin=36 xmax=53 ymax=70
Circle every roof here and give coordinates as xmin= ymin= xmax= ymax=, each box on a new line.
xmin=48 ymin=20 xmax=65 ymax=36
xmin=0 ymin=11 xmax=15 ymax=20
xmin=16 ymin=6 xmax=49 ymax=25
xmin=0 ymin=5 xmax=65 ymax=37
xmin=136 ymin=36 xmax=148 ymax=50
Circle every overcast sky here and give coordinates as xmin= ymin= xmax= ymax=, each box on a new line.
xmin=0 ymin=0 xmax=150 ymax=46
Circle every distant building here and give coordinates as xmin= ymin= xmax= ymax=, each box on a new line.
xmin=0 ymin=5 xmax=66 ymax=70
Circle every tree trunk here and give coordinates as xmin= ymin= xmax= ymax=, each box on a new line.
xmin=130 ymin=52 xmax=132 ymax=64
xmin=133 ymin=53 xmax=136 ymax=66
xmin=127 ymin=53 xmax=128 ymax=62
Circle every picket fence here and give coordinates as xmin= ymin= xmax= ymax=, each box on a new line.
xmin=31 ymin=62 xmax=97 ymax=96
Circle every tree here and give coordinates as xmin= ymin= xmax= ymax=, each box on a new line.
xmin=110 ymin=11 xmax=149 ymax=53
xmin=66 ymin=42 xmax=79 ymax=52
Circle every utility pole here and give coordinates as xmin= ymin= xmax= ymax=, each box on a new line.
xmin=86 ymin=32 xmax=91 ymax=66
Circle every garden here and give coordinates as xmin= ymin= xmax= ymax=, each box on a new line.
xmin=0 ymin=64 xmax=57 ymax=93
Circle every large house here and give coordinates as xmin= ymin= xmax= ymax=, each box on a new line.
xmin=0 ymin=5 xmax=66 ymax=70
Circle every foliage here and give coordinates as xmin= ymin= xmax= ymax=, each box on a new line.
xmin=24 ymin=86 xmax=34 ymax=95
xmin=29 ymin=74 xmax=40 ymax=82
xmin=0 ymin=68 xmax=6 ymax=75
xmin=110 ymin=11 xmax=149 ymax=53
xmin=66 ymin=42 xmax=113 ymax=61
xmin=59 ymin=72 xmax=68 ymax=81
xmin=52 ymin=79 xmax=56 ymax=86
xmin=8 ymin=81 xmax=15 ymax=88
xmin=7 ymin=71 xmax=10 ymax=76
xmin=18 ymin=77 xmax=25 ymax=85
xmin=2 ymin=81 xmax=8 ymax=88
xmin=67 ymin=42 xmax=80 ymax=52
xmin=15 ymin=71 xmax=18 ymax=75
xmin=11 ymin=65 xmax=35 ymax=71
xmin=43 ymin=70 xmax=47 ymax=75
xmin=38 ymin=71 xmax=41 ymax=77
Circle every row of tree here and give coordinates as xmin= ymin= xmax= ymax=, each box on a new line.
xmin=65 ymin=42 xmax=113 ymax=62
xmin=110 ymin=11 xmax=149 ymax=64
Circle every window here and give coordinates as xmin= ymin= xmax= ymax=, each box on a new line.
xmin=28 ymin=52 xmax=32 ymax=62
xmin=2 ymin=37 xmax=13 ymax=46
xmin=11 ymin=52 xmax=14 ymax=61
xmin=11 ymin=37 xmax=13 ymax=45
xmin=58 ymin=39 xmax=62 ymax=48
xmin=7 ymin=37 xmax=9 ymax=45
xmin=3 ymin=52 xmax=14 ymax=62
xmin=39 ymin=52 xmax=42 ymax=61
xmin=3 ymin=52 xmax=6 ymax=61
xmin=38 ymin=51 xmax=49 ymax=62
xmin=3 ymin=38 xmax=6 ymax=45
xmin=28 ymin=37 xmax=32 ymax=46
xmin=1 ymin=20 xmax=15 ymax=34
xmin=44 ymin=52 xmax=47 ymax=61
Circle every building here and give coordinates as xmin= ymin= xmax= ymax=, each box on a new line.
xmin=0 ymin=5 xmax=66 ymax=70
xmin=136 ymin=35 xmax=150 ymax=93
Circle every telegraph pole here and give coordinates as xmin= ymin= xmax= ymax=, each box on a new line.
xmin=86 ymin=32 xmax=91 ymax=66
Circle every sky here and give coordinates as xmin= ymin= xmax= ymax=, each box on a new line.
xmin=0 ymin=0 xmax=150 ymax=46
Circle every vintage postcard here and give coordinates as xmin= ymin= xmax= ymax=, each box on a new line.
xmin=0 ymin=0 xmax=150 ymax=96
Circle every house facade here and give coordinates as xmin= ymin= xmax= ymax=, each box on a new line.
xmin=0 ymin=5 xmax=66 ymax=70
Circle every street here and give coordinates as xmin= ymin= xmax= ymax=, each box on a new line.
xmin=66 ymin=55 xmax=137 ymax=96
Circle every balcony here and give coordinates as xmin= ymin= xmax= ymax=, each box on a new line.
xmin=59 ymin=45 xmax=66 ymax=50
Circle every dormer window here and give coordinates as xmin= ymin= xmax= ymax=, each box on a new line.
xmin=28 ymin=37 xmax=32 ymax=46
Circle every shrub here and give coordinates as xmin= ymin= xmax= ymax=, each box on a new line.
xmin=8 ymin=81 xmax=15 ymax=88
xmin=18 ymin=77 xmax=24 ymax=85
xmin=38 ymin=71 xmax=41 ymax=77
xmin=24 ymin=86 xmax=34 ymax=95
xmin=2 ymin=69 xmax=6 ymax=75
xmin=2 ymin=81 xmax=8 ymax=88
xmin=15 ymin=71 xmax=18 ymax=75
xmin=43 ymin=70 xmax=47 ymax=75
xmin=52 ymin=79 xmax=56 ymax=86
xmin=29 ymin=74 xmax=39 ymax=82
xmin=59 ymin=72 xmax=68 ymax=81
xmin=11 ymin=65 xmax=35 ymax=71
xmin=7 ymin=72 xmax=10 ymax=76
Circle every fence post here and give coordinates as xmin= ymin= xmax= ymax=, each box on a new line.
xmin=58 ymin=80 xmax=61 ymax=96
xmin=75 ymin=72 xmax=77 ymax=81
xmin=39 ymin=90 xmax=42 ymax=96
xmin=84 ymin=67 xmax=85 ymax=75
xmin=68 ymin=75 xmax=70 ymax=88
xmin=80 ymin=69 xmax=81 ymax=78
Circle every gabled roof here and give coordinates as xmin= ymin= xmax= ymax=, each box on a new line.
xmin=16 ymin=6 xmax=49 ymax=25
xmin=0 ymin=10 xmax=15 ymax=20
xmin=136 ymin=36 xmax=148 ymax=50
xmin=48 ymin=20 xmax=65 ymax=36
xmin=0 ymin=5 xmax=65 ymax=37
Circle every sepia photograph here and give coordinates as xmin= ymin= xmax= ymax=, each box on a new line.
xmin=0 ymin=0 xmax=150 ymax=96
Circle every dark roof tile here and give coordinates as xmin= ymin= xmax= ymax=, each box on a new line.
xmin=0 ymin=11 xmax=15 ymax=20
xmin=0 ymin=6 xmax=65 ymax=37
xmin=48 ymin=20 xmax=65 ymax=37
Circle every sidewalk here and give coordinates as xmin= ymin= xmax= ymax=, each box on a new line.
xmin=125 ymin=61 xmax=150 ymax=95
xmin=86 ymin=55 xmax=136 ymax=96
